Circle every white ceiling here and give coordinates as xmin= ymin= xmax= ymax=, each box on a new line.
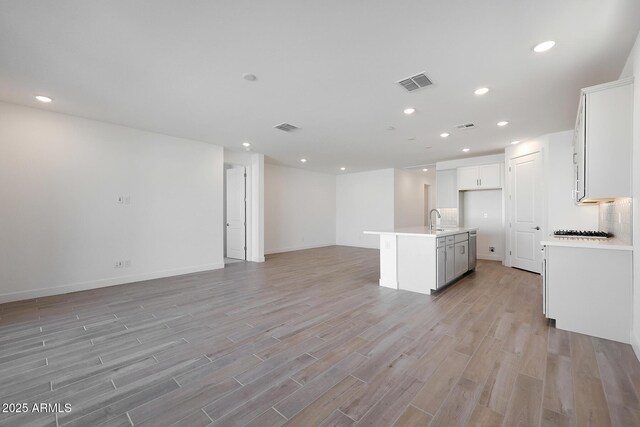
xmin=1 ymin=1 xmax=639 ymax=174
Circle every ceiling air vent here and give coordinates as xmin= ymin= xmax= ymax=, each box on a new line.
xmin=274 ymin=123 xmax=300 ymax=132
xmin=397 ymin=72 xmax=433 ymax=92
xmin=455 ymin=122 xmax=476 ymax=130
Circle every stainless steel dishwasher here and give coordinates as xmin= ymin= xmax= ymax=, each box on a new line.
xmin=469 ymin=231 xmax=477 ymax=270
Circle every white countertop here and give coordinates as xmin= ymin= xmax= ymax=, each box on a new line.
xmin=364 ymin=227 xmax=477 ymax=238
xmin=541 ymin=235 xmax=633 ymax=251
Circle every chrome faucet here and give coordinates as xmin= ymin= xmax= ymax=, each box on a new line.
xmin=429 ymin=209 xmax=441 ymax=230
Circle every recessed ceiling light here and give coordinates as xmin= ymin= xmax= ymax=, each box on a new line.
xmin=35 ymin=95 xmax=52 ymax=103
xmin=242 ymin=141 xmax=251 ymax=147
xmin=440 ymin=132 xmax=450 ymax=138
xmin=242 ymin=73 xmax=257 ymax=81
xmin=511 ymin=140 xmax=521 ymax=145
xmin=300 ymin=158 xmax=307 ymax=163
xmin=404 ymin=108 xmax=416 ymax=115
xmin=497 ymin=121 xmax=509 ymax=127
xmin=533 ymin=40 xmax=556 ymax=53
xmin=340 ymin=167 xmax=346 ymax=171
xmin=422 ymin=168 xmax=428 ymax=172
xmin=474 ymin=87 xmax=489 ymax=95
xmin=462 ymin=148 xmax=470 ymax=152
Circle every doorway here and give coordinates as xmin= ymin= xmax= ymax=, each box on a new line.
xmin=509 ymin=151 xmax=543 ymax=273
xmin=225 ymin=166 xmax=246 ymax=261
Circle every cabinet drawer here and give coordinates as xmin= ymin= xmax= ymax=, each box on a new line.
xmin=454 ymin=233 xmax=468 ymax=243
xmin=446 ymin=236 xmax=455 ymax=244
xmin=437 ymin=237 xmax=446 ymax=247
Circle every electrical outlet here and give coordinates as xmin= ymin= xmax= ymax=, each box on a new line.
xmin=489 ymin=247 xmax=495 ymax=253
xmin=117 ymin=196 xmax=124 ymax=204
xmin=114 ymin=261 xmax=124 ymax=268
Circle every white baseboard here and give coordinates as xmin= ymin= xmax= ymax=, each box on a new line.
xmin=334 ymin=242 xmax=379 ymax=250
xmin=265 ymin=243 xmax=335 ymax=255
xmin=478 ymin=253 xmax=504 ymax=262
xmin=631 ymin=329 xmax=640 ymax=362
xmin=0 ymin=263 xmax=224 ymax=304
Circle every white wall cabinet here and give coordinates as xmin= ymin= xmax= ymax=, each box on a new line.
xmin=573 ymin=78 xmax=633 ymax=203
xmin=436 ymin=169 xmax=457 ymax=208
xmin=457 ymin=164 xmax=502 ymax=190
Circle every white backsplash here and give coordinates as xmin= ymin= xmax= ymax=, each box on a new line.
xmin=598 ymin=198 xmax=632 ymax=243
xmin=438 ymin=208 xmax=458 ymax=227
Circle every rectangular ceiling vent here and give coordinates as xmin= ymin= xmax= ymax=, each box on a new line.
xmin=397 ymin=72 xmax=433 ymax=92
xmin=455 ymin=122 xmax=476 ymax=130
xmin=274 ymin=123 xmax=299 ymax=132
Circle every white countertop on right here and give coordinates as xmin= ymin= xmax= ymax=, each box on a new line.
xmin=540 ymin=235 xmax=633 ymax=251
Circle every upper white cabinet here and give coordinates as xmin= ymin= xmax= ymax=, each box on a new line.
xmin=436 ymin=169 xmax=457 ymax=208
xmin=573 ymin=78 xmax=633 ymax=203
xmin=457 ymin=164 xmax=502 ymax=190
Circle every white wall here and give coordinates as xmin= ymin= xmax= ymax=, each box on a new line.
xmin=264 ymin=163 xmax=336 ymax=254
xmin=0 ymin=101 xmax=224 ymax=303
xmin=394 ymin=169 xmax=436 ymax=228
xmin=463 ymin=190 xmax=504 ymax=261
xmin=626 ymin=30 xmax=640 ymax=358
xmin=336 ymin=169 xmax=395 ymax=249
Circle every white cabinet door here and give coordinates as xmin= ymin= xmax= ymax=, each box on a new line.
xmin=458 ymin=164 xmax=502 ymax=190
xmin=445 ymin=244 xmax=455 ymax=281
xmin=574 ymin=97 xmax=586 ymax=203
xmin=454 ymin=241 xmax=469 ymax=277
xmin=436 ymin=170 xmax=458 ymax=208
xmin=478 ymin=164 xmax=501 ymax=189
xmin=436 ymin=246 xmax=446 ymax=288
xmin=585 ymin=81 xmax=632 ymax=199
xmin=457 ymin=167 xmax=479 ymax=190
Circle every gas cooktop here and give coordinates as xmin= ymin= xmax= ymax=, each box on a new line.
xmin=553 ymin=230 xmax=612 ymax=239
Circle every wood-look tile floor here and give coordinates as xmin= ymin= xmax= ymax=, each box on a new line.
xmin=1 ymin=246 xmax=640 ymax=426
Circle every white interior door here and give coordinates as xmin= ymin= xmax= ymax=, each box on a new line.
xmin=510 ymin=152 xmax=542 ymax=273
xmin=226 ymin=167 xmax=246 ymax=260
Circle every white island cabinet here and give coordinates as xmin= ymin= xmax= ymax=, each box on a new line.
xmin=364 ymin=227 xmax=477 ymax=295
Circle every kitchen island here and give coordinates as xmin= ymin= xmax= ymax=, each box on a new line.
xmin=364 ymin=227 xmax=477 ymax=294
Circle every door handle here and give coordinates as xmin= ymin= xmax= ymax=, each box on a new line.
xmin=531 ymin=226 xmax=540 ymax=230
